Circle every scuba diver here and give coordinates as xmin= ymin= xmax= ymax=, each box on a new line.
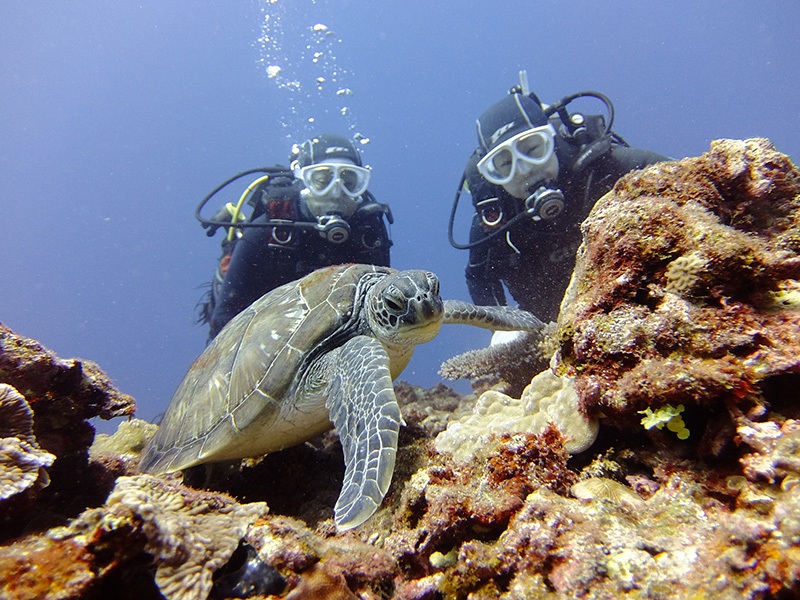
xmin=449 ymin=72 xmax=670 ymax=323
xmin=197 ymin=133 xmax=393 ymax=339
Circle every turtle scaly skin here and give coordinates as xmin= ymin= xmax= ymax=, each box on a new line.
xmin=140 ymin=264 xmax=544 ymax=530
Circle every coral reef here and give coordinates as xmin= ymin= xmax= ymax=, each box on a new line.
xmin=3 ymin=139 xmax=800 ymax=599
xmin=435 ymin=369 xmax=598 ymax=459
xmin=558 ymin=138 xmax=800 ymax=431
xmin=0 ymin=324 xmax=136 ymax=542
xmin=439 ymin=328 xmax=551 ymax=396
xmin=0 ymin=475 xmax=267 ymax=600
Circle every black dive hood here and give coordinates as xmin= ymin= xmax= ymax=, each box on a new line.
xmin=196 ymin=166 xmax=392 ymax=239
xmin=448 ymin=84 xmax=625 ymax=250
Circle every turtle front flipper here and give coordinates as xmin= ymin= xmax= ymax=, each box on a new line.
xmin=442 ymin=299 xmax=545 ymax=331
xmin=325 ymin=335 xmax=402 ymax=531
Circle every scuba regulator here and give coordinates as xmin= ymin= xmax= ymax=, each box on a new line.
xmin=525 ymin=186 xmax=566 ymax=222
xmin=448 ymin=70 xmax=628 ymax=250
xmin=196 ymin=167 xmax=393 ymax=246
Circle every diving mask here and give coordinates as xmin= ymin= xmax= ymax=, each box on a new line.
xmin=476 ymin=124 xmax=557 ymax=186
xmin=299 ymin=162 xmax=371 ymax=199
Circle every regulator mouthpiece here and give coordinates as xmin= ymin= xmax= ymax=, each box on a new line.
xmin=525 ymin=186 xmax=565 ymax=221
xmin=316 ymin=214 xmax=350 ymax=243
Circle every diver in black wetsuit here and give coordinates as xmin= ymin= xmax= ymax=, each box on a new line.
xmin=198 ymin=133 xmax=392 ymax=339
xmin=449 ymin=75 xmax=670 ymax=324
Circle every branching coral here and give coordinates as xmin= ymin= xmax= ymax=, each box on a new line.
xmin=439 ymin=329 xmax=550 ymax=395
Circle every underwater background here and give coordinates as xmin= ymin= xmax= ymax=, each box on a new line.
xmin=2 ymin=0 xmax=799 ymax=433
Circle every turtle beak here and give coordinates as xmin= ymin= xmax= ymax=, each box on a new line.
xmin=398 ymin=270 xmax=443 ymax=327
xmin=411 ymin=294 xmax=444 ymax=326
xmin=399 ymin=272 xmax=443 ymax=343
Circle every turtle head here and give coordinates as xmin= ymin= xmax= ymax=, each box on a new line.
xmin=367 ymin=270 xmax=444 ymax=347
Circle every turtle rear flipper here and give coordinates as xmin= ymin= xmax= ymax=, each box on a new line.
xmin=325 ymin=336 xmax=402 ymax=530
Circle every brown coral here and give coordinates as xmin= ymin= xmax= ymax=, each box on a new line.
xmin=558 ymin=139 xmax=800 ymax=426
xmin=103 ymin=475 xmax=267 ymax=600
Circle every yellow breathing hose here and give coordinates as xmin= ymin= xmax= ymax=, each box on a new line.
xmin=227 ymin=175 xmax=273 ymax=242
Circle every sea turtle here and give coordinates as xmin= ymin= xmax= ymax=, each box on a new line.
xmin=139 ymin=264 xmax=543 ymax=530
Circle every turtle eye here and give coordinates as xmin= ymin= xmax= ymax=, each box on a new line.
xmin=385 ymin=297 xmax=404 ymax=313
xmin=426 ymin=272 xmax=440 ymax=296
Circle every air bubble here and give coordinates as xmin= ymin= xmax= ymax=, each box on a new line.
xmin=254 ymin=0 xmax=364 ymax=142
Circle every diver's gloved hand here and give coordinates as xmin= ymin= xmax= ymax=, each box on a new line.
xmin=203 ymin=203 xmax=241 ymax=237
xmin=490 ymin=330 xmax=525 ymax=346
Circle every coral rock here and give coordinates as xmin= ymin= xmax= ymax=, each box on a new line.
xmin=739 ymin=419 xmax=800 ymax=484
xmin=103 ymin=475 xmax=267 ymax=600
xmin=435 ymin=369 xmax=598 ymax=460
xmin=0 ymin=324 xmax=135 ymax=423
xmin=558 ymin=139 xmax=800 ymax=424
xmin=0 ymin=326 xmax=137 ymax=542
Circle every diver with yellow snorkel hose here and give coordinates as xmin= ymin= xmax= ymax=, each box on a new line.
xmin=197 ymin=133 xmax=393 ymax=340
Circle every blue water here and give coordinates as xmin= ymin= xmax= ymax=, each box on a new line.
xmin=2 ymin=1 xmax=798 ymax=433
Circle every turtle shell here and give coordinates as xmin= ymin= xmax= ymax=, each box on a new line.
xmin=139 ymin=263 xmax=395 ymax=474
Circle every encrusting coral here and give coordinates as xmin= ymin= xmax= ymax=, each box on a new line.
xmin=89 ymin=418 xmax=158 ymax=460
xmin=435 ymin=368 xmax=598 ymax=459
xmin=0 ymin=475 xmax=268 ymax=600
xmin=3 ymin=139 xmax=800 ymax=599
xmin=100 ymin=475 xmax=266 ymax=600
xmin=557 ymin=138 xmax=800 ymax=430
